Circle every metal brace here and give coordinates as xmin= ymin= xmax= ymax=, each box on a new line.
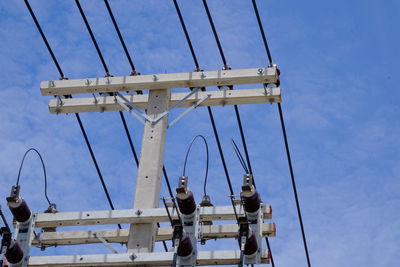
xmin=115 ymin=88 xmax=210 ymax=127
xmin=93 ymin=233 xmax=118 ymax=254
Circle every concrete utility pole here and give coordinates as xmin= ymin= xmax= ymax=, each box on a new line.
xmin=6 ymin=67 xmax=280 ymax=267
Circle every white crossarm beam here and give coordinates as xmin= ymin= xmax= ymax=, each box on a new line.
xmin=40 ymin=67 xmax=278 ymax=96
xmin=48 ymin=88 xmax=281 ymax=114
xmin=32 ymin=223 xmax=276 ymax=246
xmin=34 ymin=205 xmax=272 ymax=228
xmin=28 ymin=250 xmax=270 ymax=266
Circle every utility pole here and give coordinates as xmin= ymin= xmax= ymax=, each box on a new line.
xmin=5 ymin=66 xmax=280 ymax=266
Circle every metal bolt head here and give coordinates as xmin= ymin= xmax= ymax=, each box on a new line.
xmin=135 ymin=209 xmax=142 ymax=216
xmin=257 ymin=68 xmax=264 ymax=75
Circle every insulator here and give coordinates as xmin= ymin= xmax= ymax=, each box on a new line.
xmin=177 ymin=234 xmax=193 ymax=258
xmin=243 ymin=231 xmax=258 ymax=256
xmin=176 ymin=191 xmax=196 ymax=215
xmin=242 ymin=190 xmax=261 ymax=213
xmin=8 ymin=198 xmax=31 ymax=223
xmin=5 ymin=240 xmax=24 ymax=264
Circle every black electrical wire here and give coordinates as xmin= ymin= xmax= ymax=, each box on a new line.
xmin=24 ymin=0 xmax=122 ymax=229
xmin=75 ymin=0 xmax=110 ymax=76
xmin=172 ymin=0 xmax=239 ymax=223
xmin=15 ymin=148 xmax=51 ymax=206
xmin=251 ymin=0 xmax=273 ymax=66
xmin=76 ymin=3 xmax=174 ymax=250
xmin=201 ymin=0 xmax=255 ymax=181
xmin=76 ymin=114 xmax=122 ymax=229
xmin=103 ymin=0 xmax=138 ymax=75
xmin=201 ymin=0 xmax=228 ymax=69
xmin=200 ymin=2 xmax=276 ymax=265
xmin=250 ymin=1 xmax=311 ymax=266
xmin=231 ymin=139 xmax=249 ymax=174
xmin=182 ymin=135 xmax=209 ymax=197
xmin=77 ymin=0 xmax=174 ymax=203
xmin=172 ymin=0 xmax=235 ymax=197
xmin=23 ymin=0 xmax=65 ymax=78
xmin=172 ymin=0 xmax=200 ymax=71
xmin=278 ymin=103 xmax=312 ymax=267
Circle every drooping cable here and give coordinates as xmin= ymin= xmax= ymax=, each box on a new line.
xmin=182 ymin=135 xmax=209 ymax=197
xmin=23 ymin=0 xmax=121 ymax=230
xmin=251 ymin=0 xmax=273 ymax=66
xmin=103 ymin=0 xmax=138 ymax=75
xmin=230 ymin=139 xmax=249 ymax=174
xmin=15 ymin=148 xmax=51 ymax=206
xmin=278 ymin=103 xmax=312 ymax=267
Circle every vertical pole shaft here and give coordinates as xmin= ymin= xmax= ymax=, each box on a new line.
xmin=127 ymin=89 xmax=170 ymax=253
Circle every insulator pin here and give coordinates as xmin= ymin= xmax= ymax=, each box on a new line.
xmin=5 ymin=240 xmax=24 ymax=264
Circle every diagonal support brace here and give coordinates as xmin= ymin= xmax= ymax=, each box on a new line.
xmin=115 ymin=88 xmax=207 ymax=127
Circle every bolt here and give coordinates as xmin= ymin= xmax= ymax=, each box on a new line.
xmin=153 ymin=75 xmax=158 ymax=81
xmin=130 ymin=253 xmax=137 ymax=260
xmin=85 ymin=79 xmax=91 ymax=86
xmin=106 ymin=77 xmax=111 ymax=84
xmin=135 ymin=209 xmax=142 ymax=216
xmin=201 ymin=72 xmax=206 ymax=79
xmin=258 ymin=68 xmax=264 ymax=75
xmin=50 ymin=81 xmax=55 ymax=87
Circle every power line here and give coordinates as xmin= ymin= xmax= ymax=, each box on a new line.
xmin=76 ymin=0 xmax=174 ymax=250
xmin=251 ymin=0 xmax=273 ymax=66
xmin=200 ymin=1 xmax=276 ymax=265
xmin=23 ymin=0 xmax=120 ymax=229
xmin=103 ymin=0 xmax=138 ymax=75
xmin=250 ymin=1 xmax=312 ymax=266
xmin=172 ymin=0 xmax=201 ymax=71
xmin=76 ymin=0 xmax=174 ymax=201
xmin=75 ymin=0 xmax=110 ymax=76
xmin=23 ymin=0 xmax=65 ymax=78
xmin=278 ymin=103 xmax=312 ymax=267
xmin=201 ymin=0 xmax=228 ymax=69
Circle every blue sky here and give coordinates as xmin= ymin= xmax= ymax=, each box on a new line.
xmin=0 ymin=0 xmax=399 ymax=266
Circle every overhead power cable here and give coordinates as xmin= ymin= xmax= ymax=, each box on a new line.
xmin=23 ymin=0 xmax=65 ymax=79
xmin=251 ymin=0 xmax=273 ymax=66
xmin=23 ymin=0 xmax=120 ymax=228
xmin=16 ymin=148 xmax=52 ymax=206
xmin=200 ymin=1 xmax=275 ymax=265
xmin=172 ymin=0 xmax=239 ymax=223
xmin=103 ymin=0 xmax=138 ymax=75
xmin=251 ymin=1 xmax=312 ymax=266
xmin=76 ymin=0 xmax=173 ymax=250
xmin=76 ymin=0 xmax=174 ymax=201
xmin=201 ymin=0 xmax=228 ymax=69
xmin=278 ymin=104 xmax=312 ymax=267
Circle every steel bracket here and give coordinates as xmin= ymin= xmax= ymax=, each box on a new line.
xmin=115 ymin=88 xmax=210 ymax=127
